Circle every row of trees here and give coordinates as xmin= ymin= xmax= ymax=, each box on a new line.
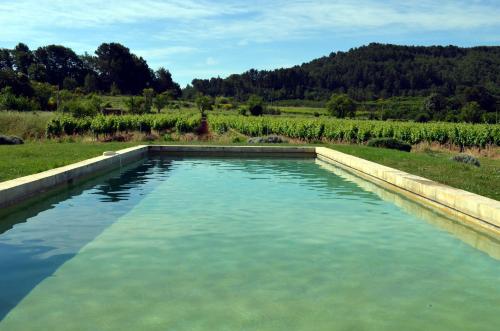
xmin=0 ymin=42 xmax=181 ymax=98
xmin=189 ymin=43 xmax=500 ymax=120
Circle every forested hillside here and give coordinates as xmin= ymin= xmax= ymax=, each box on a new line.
xmin=0 ymin=42 xmax=181 ymax=99
xmin=191 ymin=43 xmax=500 ymax=103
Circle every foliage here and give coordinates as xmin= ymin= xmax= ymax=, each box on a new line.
xmin=326 ymin=94 xmax=355 ymax=118
xmin=459 ymin=102 xmax=484 ymax=123
xmin=46 ymin=113 xmax=201 ymax=137
xmin=0 ymin=87 xmax=39 ymax=111
xmin=125 ymin=96 xmax=145 ymax=114
xmin=247 ymin=95 xmax=264 ymax=116
xmin=192 ymin=43 xmax=500 ymax=103
xmin=153 ymin=92 xmax=171 ymax=113
xmin=451 ymin=153 xmax=481 ymax=167
xmin=142 ymin=88 xmax=155 ymax=113
xmin=195 ymin=94 xmax=214 ymax=116
xmin=367 ymin=138 xmax=411 ymax=152
xmin=247 ymin=135 xmax=287 ymax=144
xmin=208 ymin=114 xmax=500 ymax=148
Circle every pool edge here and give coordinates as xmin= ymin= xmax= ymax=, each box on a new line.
xmin=315 ymin=147 xmax=500 ymax=235
xmin=1 ymin=144 xmax=498 ymax=236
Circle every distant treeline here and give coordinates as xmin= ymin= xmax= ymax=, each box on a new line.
xmin=190 ymin=43 xmax=500 ymax=106
xmin=0 ymin=42 xmax=181 ymax=98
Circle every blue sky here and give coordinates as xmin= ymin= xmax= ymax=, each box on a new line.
xmin=0 ymin=0 xmax=499 ymax=86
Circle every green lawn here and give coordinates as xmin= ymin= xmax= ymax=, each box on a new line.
xmin=1 ymin=141 xmax=498 ymax=201
xmin=0 ymin=142 xmax=136 ymax=182
xmin=329 ymin=144 xmax=499 ymax=201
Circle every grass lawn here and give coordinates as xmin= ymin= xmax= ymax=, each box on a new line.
xmin=329 ymin=144 xmax=499 ymax=201
xmin=0 ymin=141 xmax=498 ymax=201
xmin=0 ymin=142 xmax=136 ymax=182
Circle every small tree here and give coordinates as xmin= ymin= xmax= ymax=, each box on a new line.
xmin=88 ymin=94 xmax=103 ymax=114
xmin=62 ymin=77 xmax=78 ymax=91
xmin=125 ymin=96 xmax=145 ymax=114
xmin=143 ymin=88 xmax=155 ymax=113
xmin=326 ymin=94 xmax=356 ymax=118
xmin=195 ymin=94 xmax=214 ymax=116
xmin=153 ymin=92 xmax=171 ymax=113
xmin=84 ymin=73 xmax=98 ymax=93
xmin=247 ymin=95 xmax=264 ymax=116
xmin=460 ymin=102 xmax=484 ymax=123
xmin=110 ymin=82 xmax=121 ymax=96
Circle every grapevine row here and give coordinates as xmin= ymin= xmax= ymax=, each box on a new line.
xmin=209 ymin=115 xmax=500 ymax=148
xmin=46 ymin=114 xmax=201 ymax=137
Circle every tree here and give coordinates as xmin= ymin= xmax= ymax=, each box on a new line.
xmin=423 ymin=93 xmax=446 ymax=114
xmin=153 ymin=92 xmax=171 ymax=113
xmin=327 ymin=94 xmax=356 ymax=118
xmin=34 ymin=45 xmax=85 ymax=87
xmin=125 ymin=96 xmax=145 ymax=114
xmin=143 ymin=88 xmax=155 ymax=113
xmin=459 ymin=102 xmax=484 ymax=123
xmin=12 ymin=43 xmax=33 ymax=75
xmin=0 ymin=48 xmax=13 ymax=70
xmin=195 ymin=94 xmax=214 ymax=116
xmin=63 ymin=77 xmax=78 ymax=90
xmin=154 ymin=67 xmax=181 ymax=96
xmin=95 ymin=43 xmax=154 ymax=94
xmin=83 ymin=73 xmax=98 ymax=93
xmin=247 ymin=95 xmax=264 ymax=116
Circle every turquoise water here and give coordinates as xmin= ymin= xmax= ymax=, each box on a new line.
xmin=0 ymin=157 xmax=499 ymax=331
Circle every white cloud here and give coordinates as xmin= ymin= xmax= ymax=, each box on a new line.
xmin=205 ymin=57 xmax=218 ymax=66
xmin=135 ymin=46 xmax=198 ymax=59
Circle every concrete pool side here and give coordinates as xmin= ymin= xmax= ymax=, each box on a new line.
xmin=0 ymin=145 xmax=149 ymax=209
xmin=315 ymin=147 xmax=500 ymax=235
xmin=0 ymin=144 xmax=498 ymax=236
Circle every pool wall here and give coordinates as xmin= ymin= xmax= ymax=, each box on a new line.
xmin=0 ymin=145 xmax=498 ymax=235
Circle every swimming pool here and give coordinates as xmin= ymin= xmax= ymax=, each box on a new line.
xmin=0 ymin=156 xmax=499 ymax=330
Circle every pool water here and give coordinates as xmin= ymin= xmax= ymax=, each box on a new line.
xmin=0 ymin=157 xmax=499 ymax=331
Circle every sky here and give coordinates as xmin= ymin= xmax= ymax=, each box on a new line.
xmin=0 ymin=0 xmax=499 ymax=86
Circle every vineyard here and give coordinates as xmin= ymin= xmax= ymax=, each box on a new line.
xmin=209 ymin=115 xmax=500 ymax=148
xmin=46 ymin=114 xmax=201 ymax=137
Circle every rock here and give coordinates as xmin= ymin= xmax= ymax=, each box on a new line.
xmin=0 ymin=135 xmax=24 ymax=145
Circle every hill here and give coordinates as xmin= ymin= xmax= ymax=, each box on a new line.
xmin=190 ymin=43 xmax=500 ymax=104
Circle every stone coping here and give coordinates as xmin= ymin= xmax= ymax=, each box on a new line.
xmin=315 ymin=147 xmax=500 ymax=232
xmin=0 ymin=144 xmax=498 ymax=235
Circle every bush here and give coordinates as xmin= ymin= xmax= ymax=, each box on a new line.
xmin=367 ymin=138 xmax=412 ymax=152
xmin=248 ymin=135 xmax=287 ymax=144
xmin=247 ymin=95 xmax=264 ymax=116
xmin=451 ymin=154 xmax=480 ymax=167
xmin=0 ymin=134 xmax=24 ymax=145
xmin=326 ymin=93 xmax=356 ymax=118
xmin=238 ymin=107 xmax=247 ymax=116
xmin=414 ymin=112 xmax=430 ymax=123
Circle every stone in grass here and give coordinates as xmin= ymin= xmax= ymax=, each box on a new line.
xmin=0 ymin=135 xmax=24 ymax=145
xmin=367 ymin=138 xmax=411 ymax=152
xmin=451 ymin=153 xmax=480 ymax=167
xmin=248 ymin=135 xmax=287 ymax=144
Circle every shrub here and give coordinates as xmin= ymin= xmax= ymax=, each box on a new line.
xmin=248 ymin=135 xmax=287 ymax=144
xmin=238 ymin=107 xmax=247 ymax=116
xmin=414 ymin=112 xmax=430 ymax=123
xmin=326 ymin=93 xmax=356 ymax=118
xmin=0 ymin=134 xmax=24 ymax=145
xmin=367 ymin=137 xmax=411 ymax=152
xmin=247 ymin=95 xmax=264 ymax=116
xmin=451 ymin=154 xmax=480 ymax=167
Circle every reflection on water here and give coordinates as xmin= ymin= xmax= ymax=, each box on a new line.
xmin=0 ymin=157 xmax=499 ymax=331
xmin=316 ymin=159 xmax=500 ymax=260
xmin=0 ymin=158 xmax=173 ymax=319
